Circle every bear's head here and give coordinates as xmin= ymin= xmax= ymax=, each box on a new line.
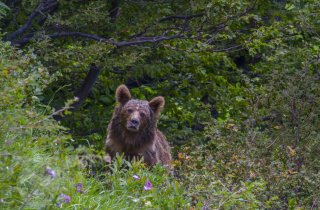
xmin=115 ymin=85 xmax=165 ymax=132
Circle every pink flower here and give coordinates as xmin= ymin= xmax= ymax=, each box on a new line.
xmin=133 ymin=175 xmax=140 ymax=180
xmin=143 ymin=180 xmax=152 ymax=191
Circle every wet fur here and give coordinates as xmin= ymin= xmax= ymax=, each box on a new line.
xmin=105 ymin=85 xmax=171 ymax=166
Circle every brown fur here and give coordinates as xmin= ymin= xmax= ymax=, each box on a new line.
xmin=105 ymin=85 xmax=171 ymax=166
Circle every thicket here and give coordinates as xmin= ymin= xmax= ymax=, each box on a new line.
xmin=1 ymin=0 xmax=320 ymax=209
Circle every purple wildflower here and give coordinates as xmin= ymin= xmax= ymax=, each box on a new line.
xmin=59 ymin=193 xmax=71 ymax=203
xmin=75 ymin=183 xmax=83 ymax=193
xmin=45 ymin=168 xmax=56 ymax=178
xmin=133 ymin=175 xmax=140 ymax=180
xmin=56 ymin=194 xmax=71 ymax=208
xmin=143 ymin=180 xmax=152 ymax=191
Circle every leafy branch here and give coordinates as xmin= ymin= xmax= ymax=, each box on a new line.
xmin=12 ymin=32 xmax=184 ymax=47
xmin=7 ymin=0 xmax=58 ymax=41
xmin=0 ymin=1 xmax=10 ymax=19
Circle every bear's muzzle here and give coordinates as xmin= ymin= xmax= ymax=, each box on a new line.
xmin=127 ymin=117 xmax=140 ymax=132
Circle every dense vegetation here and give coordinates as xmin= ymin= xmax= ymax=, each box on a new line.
xmin=1 ymin=0 xmax=320 ymax=209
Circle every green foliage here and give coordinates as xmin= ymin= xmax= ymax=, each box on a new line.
xmin=0 ymin=41 xmax=76 ymax=208
xmin=0 ymin=1 xmax=9 ymax=19
xmin=0 ymin=40 xmax=264 ymax=209
xmin=0 ymin=41 xmax=187 ymax=209
xmin=175 ymin=139 xmax=266 ymax=209
xmin=1 ymin=0 xmax=320 ymax=209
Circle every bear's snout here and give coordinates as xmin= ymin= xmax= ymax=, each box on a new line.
xmin=126 ymin=113 xmax=140 ymax=132
xmin=130 ymin=118 xmax=139 ymax=126
xmin=127 ymin=119 xmax=139 ymax=131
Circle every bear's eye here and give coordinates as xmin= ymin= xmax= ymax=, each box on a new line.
xmin=127 ymin=109 xmax=133 ymax=113
xmin=140 ymin=112 xmax=146 ymax=118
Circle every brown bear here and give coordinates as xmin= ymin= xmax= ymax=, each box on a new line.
xmin=105 ymin=84 xmax=171 ymax=166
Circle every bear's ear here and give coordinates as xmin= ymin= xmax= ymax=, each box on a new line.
xmin=116 ymin=85 xmax=131 ymax=105
xmin=149 ymin=96 xmax=165 ymax=118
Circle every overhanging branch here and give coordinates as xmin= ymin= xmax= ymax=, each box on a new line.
xmin=8 ymin=11 xmax=39 ymax=41
xmin=7 ymin=0 xmax=58 ymax=41
xmin=159 ymin=13 xmax=204 ymax=22
xmin=49 ymin=32 xmax=109 ymax=42
xmin=115 ymin=34 xmax=184 ymax=47
xmin=12 ymin=32 xmax=184 ymax=47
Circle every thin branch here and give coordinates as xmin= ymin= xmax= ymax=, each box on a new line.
xmin=49 ymin=32 xmax=109 ymax=42
xmin=109 ymin=67 xmax=128 ymax=74
xmin=13 ymin=30 xmax=244 ymax=54
xmin=39 ymin=105 xmax=71 ymax=123
xmin=10 ymin=1 xmax=257 ymax=48
xmin=159 ymin=13 xmax=204 ymax=21
xmin=11 ymin=33 xmax=37 ymax=46
xmin=129 ymin=24 xmax=153 ymax=39
xmin=211 ymin=44 xmax=243 ymax=52
xmin=162 ymin=43 xmax=243 ymax=53
xmin=115 ymin=34 xmax=184 ymax=47
xmin=13 ymin=32 xmax=184 ymax=47
xmin=12 ymin=31 xmax=109 ymax=46
xmin=7 ymin=0 xmax=58 ymax=41
xmin=8 ymin=11 xmax=39 ymax=41
xmin=203 ymin=0 xmax=257 ymax=33
xmin=130 ymin=13 xmax=203 ymax=39
xmin=266 ymin=137 xmax=279 ymax=149
xmin=109 ymin=0 xmax=119 ymax=23
xmin=130 ymin=2 xmax=256 ymax=40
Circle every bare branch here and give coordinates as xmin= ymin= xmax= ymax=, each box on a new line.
xmin=159 ymin=13 xmax=204 ymax=22
xmin=211 ymin=45 xmax=243 ymax=52
xmin=204 ymin=0 xmax=257 ymax=33
xmin=10 ymin=1 xmax=257 ymax=49
xmin=115 ymin=35 xmax=184 ymax=47
xmin=162 ymin=43 xmax=243 ymax=53
xmin=129 ymin=25 xmax=153 ymax=39
xmin=8 ymin=11 xmax=39 ymax=41
xmin=128 ymin=2 xmax=256 ymax=40
xmin=7 ymin=0 xmax=58 ymax=41
xmin=49 ymin=32 xmax=109 ymax=42
xmin=12 ymin=32 xmax=109 ymax=47
xmin=129 ymin=13 xmax=203 ymax=39
xmin=12 ymin=32 xmax=184 ymax=47
xmin=39 ymin=105 xmax=70 ymax=123
xmin=109 ymin=0 xmax=119 ymax=23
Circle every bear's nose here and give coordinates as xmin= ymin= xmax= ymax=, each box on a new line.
xmin=130 ymin=118 xmax=139 ymax=126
